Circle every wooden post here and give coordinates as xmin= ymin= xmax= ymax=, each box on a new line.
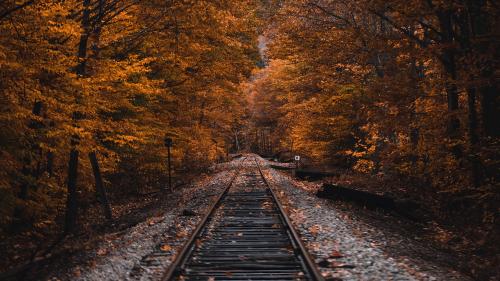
xmin=64 ymin=149 xmax=79 ymax=234
xmin=164 ymin=137 xmax=173 ymax=192
xmin=89 ymin=151 xmax=112 ymax=220
xmin=167 ymin=145 xmax=172 ymax=191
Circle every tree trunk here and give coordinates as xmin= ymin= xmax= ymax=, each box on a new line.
xmin=467 ymin=88 xmax=479 ymax=145
xmin=467 ymin=87 xmax=482 ymax=187
xmin=234 ymin=131 xmax=240 ymax=151
xmin=198 ymin=99 xmax=206 ymax=125
xmin=437 ymin=10 xmax=461 ymax=139
xmin=480 ymin=85 xmax=499 ymax=137
xmin=76 ymin=0 xmax=91 ymax=76
xmin=46 ymin=151 xmax=54 ymax=177
xmin=91 ymin=0 xmax=105 ymax=59
xmin=13 ymin=101 xmax=45 ymax=228
xmin=466 ymin=1 xmax=498 ymax=138
xmin=89 ymin=151 xmax=112 ymax=220
xmin=64 ymin=149 xmax=79 ymax=234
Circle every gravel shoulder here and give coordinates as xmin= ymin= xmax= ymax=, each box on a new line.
xmin=260 ymin=158 xmax=472 ymax=281
xmin=47 ymin=158 xmax=245 ymax=281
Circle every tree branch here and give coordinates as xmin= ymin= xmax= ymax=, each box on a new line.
xmin=0 ymin=0 xmax=35 ymax=22
xmin=368 ymin=9 xmax=430 ymax=48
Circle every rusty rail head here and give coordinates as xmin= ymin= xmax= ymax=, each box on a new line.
xmin=161 ymin=156 xmax=248 ymax=281
xmin=254 ymin=157 xmax=325 ymax=281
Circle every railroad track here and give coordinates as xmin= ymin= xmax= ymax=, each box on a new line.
xmin=162 ymin=156 xmax=323 ymax=281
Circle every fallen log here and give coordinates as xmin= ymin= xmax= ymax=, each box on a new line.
xmin=230 ymin=153 xmax=243 ymax=159
xmin=269 ymin=164 xmax=295 ymax=171
xmin=317 ymin=183 xmax=395 ymax=209
xmin=296 ymin=170 xmax=337 ymax=181
xmin=317 ymin=184 xmax=424 ymax=221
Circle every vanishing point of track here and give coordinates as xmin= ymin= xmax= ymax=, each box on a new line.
xmin=162 ymin=155 xmax=324 ymax=281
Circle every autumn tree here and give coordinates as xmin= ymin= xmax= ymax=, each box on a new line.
xmin=248 ymin=3 xmax=498 ymax=271
xmin=0 ymin=0 xmax=261 ymax=235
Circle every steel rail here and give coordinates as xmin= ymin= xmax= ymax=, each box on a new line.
xmin=254 ymin=158 xmax=325 ymax=281
xmin=163 ymin=155 xmax=323 ymax=281
xmin=161 ymin=156 xmax=248 ymax=281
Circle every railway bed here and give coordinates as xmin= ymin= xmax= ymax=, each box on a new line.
xmin=162 ymin=157 xmax=323 ymax=281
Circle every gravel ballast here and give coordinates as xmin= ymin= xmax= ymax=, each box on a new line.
xmin=49 ymin=159 xmax=245 ymax=281
xmin=261 ymin=158 xmax=471 ymax=281
xmin=49 ymin=156 xmax=472 ymax=280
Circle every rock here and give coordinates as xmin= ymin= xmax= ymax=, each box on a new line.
xmin=318 ymin=259 xmax=330 ymax=267
xmin=181 ymin=209 xmax=197 ymax=216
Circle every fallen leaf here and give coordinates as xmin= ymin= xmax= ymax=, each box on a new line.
xmin=160 ymin=245 xmax=172 ymax=252
xmin=195 ymin=239 xmax=202 ymax=247
xmin=73 ymin=267 xmax=81 ymax=277
xmin=176 ymin=229 xmax=188 ymax=238
xmin=329 ymin=250 xmax=344 ymax=258
xmin=96 ymin=248 xmax=107 ymax=256
xmin=308 ymin=225 xmax=321 ymax=237
xmin=330 ymin=261 xmax=356 ymax=268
